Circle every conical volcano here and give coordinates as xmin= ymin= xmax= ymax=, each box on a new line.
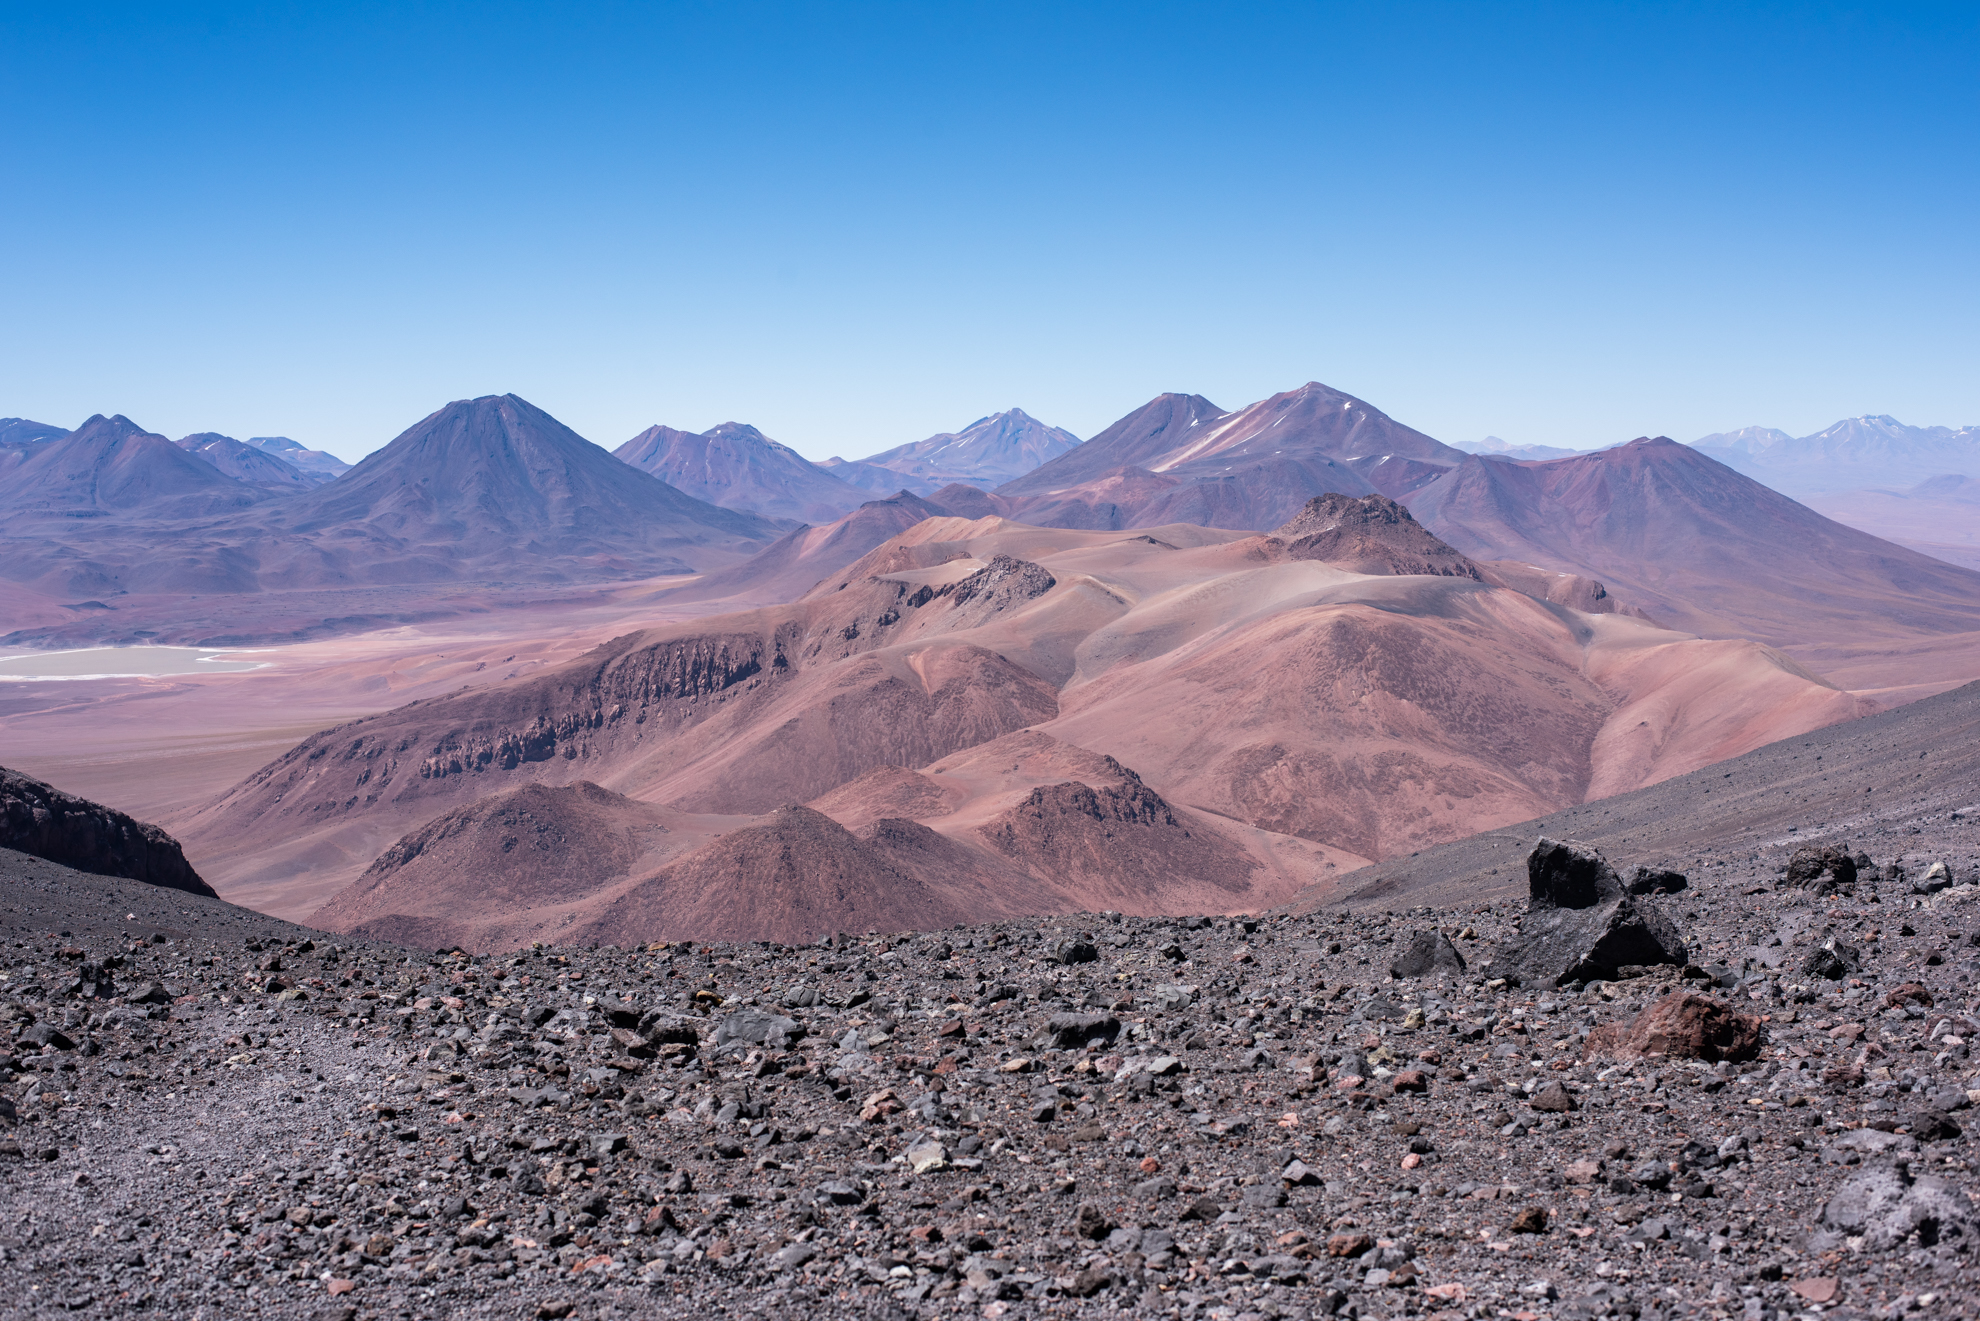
xmin=276 ymin=394 xmax=778 ymax=579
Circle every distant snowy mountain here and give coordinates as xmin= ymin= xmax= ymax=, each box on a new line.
xmin=247 ymin=435 xmax=352 ymax=480
xmin=1691 ymin=415 xmax=1980 ymax=494
xmin=174 ymin=432 xmax=324 ymax=488
xmin=818 ymin=455 xmax=937 ymax=497
xmin=0 ymin=417 xmax=70 ymax=448
xmin=857 ymin=408 xmax=1079 ymax=487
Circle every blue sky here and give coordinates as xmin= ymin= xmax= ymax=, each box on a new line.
xmin=3 ymin=2 xmax=1976 ymax=462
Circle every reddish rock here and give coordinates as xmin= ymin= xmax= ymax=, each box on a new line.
xmin=1886 ymin=982 xmax=1933 ymax=1009
xmin=1582 ymin=991 xmax=1764 ymax=1063
xmin=1391 ymin=1069 xmax=1430 ymax=1093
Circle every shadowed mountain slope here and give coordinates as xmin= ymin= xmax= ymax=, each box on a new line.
xmin=1 ymin=766 xmax=217 ymax=897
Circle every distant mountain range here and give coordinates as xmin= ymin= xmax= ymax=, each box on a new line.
xmin=0 ymin=396 xmax=780 ymax=628
xmin=1454 ymin=436 xmax=1590 ymax=461
xmin=1691 ymin=414 xmax=1980 ymax=494
xmin=173 ymin=433 xmax=325 ymax=488
xmin=612 ymin=407 xmax=1083 ymax=515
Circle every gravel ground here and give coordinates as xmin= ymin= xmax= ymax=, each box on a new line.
xmin=4 ymin=807 xmax=1980 ymax=1321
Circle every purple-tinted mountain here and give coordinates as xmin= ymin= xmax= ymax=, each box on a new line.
xmin=247 ymin=435 xmax=352 ymax=479
xmin=176 ymin=433 xmax=323 ymax=488
xmin=614 ymin=421 xmax=866 ymax=524
xmin=0 ymin=396 xmax=781 ymax=621
xmin=0 ymin=415 xmax=275 ymax=522
xmin=995 ymin=382 xmax=1464 ymax=529
xmin=857 ymin=408 xmax=1081 ymax=488
xmin=0 ymin=417 xmax=69 ymax=448
xmin=1404 ymin=438 xmax=1980 ymax=649
xmin=274 ymin=395 xmax=777 ymax=582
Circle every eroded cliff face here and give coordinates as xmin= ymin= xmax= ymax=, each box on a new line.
xmin=0 ymin=767 xmax=216 ymax=897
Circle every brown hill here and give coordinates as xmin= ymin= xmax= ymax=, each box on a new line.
xmin=614 ymin=421 xmax=866 ymax=524
xmin=646 ymin=490 xmax=955 ymax=607
xmin=1288 ymin=676 xmax=1980 ymax=916
xmin=1 ymin=766 xmax=216 ymax=897
xmin=567 ymin=805 xmax=1033 ymax=947
xmin=184 ymin=516 xmax=1873 ymax=924
xmin=306 ymin=781 xmax=731 ymax=949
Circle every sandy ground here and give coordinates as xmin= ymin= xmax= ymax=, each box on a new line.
xmin=0 ymin=577 xmax=742 ymax=829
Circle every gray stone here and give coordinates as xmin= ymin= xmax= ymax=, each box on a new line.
xmin=714 ymin=1009 xmax=805 ymax=1052
xmin=1820 ymin=1162 xmax=1979 ymax=1249
xmin=1389 ymin=930 xmax=1466 ymax=979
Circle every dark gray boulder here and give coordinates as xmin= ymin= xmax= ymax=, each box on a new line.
xmin=0 ymin=766 xmax=216 ymax=896
xmin=1626 ymin=866 xmax=1688 ymax=896
xmin=1490 ymin=837 xmax=1687 ymax=986
xmin=1389 ymin=930 xmax=1466 ymax=979
xmin=1042 ymin=1011 xmax=1120 ymax=1049
xmin=1787 ymin=846 xmax=1857 ymax=894
xmin=1804 ymin=934 xmax=1861 ymax=980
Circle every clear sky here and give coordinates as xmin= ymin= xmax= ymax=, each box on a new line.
xmin=3 ymin=2 xmax=1976 ymax=463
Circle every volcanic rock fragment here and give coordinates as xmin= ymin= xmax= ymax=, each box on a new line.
xmin=1786 ymin=846 xmax=1857 ymax=894
xmin=1491 ymin=838 xmax=1687 ymax=986
xmin=1803 ymin=935 xmax=1861 ymax=980
xmin=1390 ymin=929 xmax=1467 ymax=979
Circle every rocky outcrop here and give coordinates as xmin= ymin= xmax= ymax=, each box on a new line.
xmin=1272 ymin=493 xmax=1484 ymax=579
xmin=1582 ymin=991 xmax=1765 ymax=1062
xmin=0 ymin=767 xmax=216 ymax=896
xmin=1490 ymin=837 xmax=1687 ymax=986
